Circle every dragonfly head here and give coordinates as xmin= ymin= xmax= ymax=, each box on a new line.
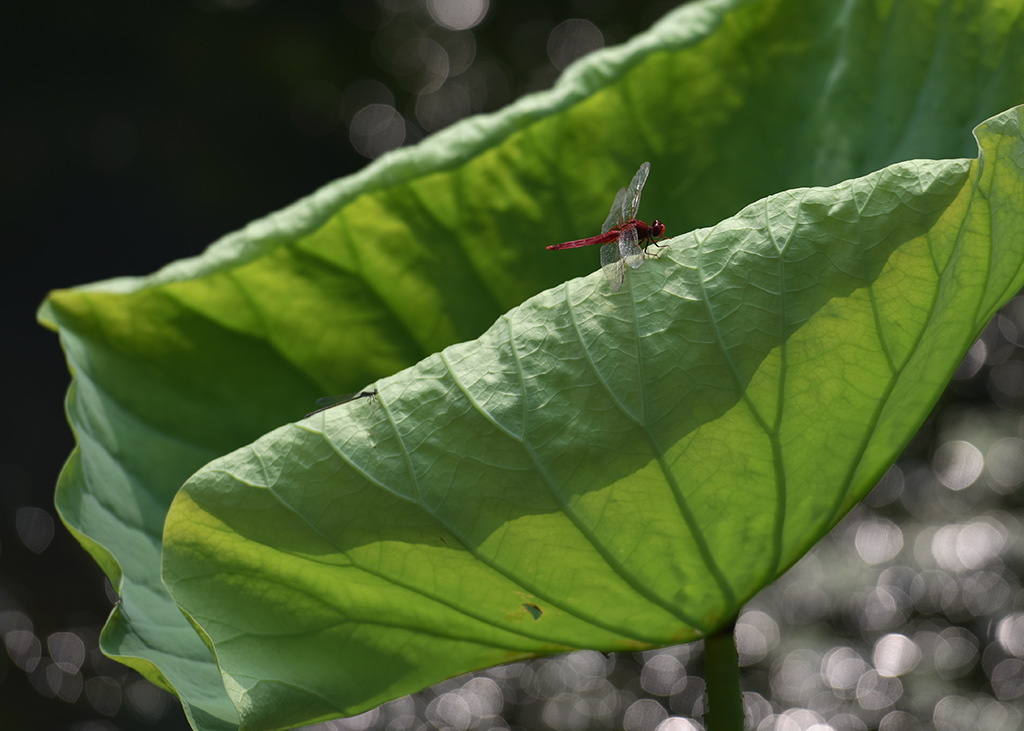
xmin=651 ymin=219 xmax=666 ymax=239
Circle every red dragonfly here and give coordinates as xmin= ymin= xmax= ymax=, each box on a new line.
xmin=547 ymin=161 xmax=666 ymax=291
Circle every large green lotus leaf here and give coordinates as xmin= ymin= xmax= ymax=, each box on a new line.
xmin=37 ymin=0 xmax=1024 ymax=728
xmin=163 ymin=107 xmax=1024 ymax=730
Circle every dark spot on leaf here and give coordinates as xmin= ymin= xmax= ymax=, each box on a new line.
xmin=522 ymin=603 xmax=542 ymax=620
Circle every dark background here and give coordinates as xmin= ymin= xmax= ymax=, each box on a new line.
xmin=7 ymin=2 xmax=1024 ymax=730
xmin=2 ymin=1 xmax=682 ymax=728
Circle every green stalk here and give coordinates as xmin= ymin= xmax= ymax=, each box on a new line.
xmin=704 ymin=620 xmax=743 ymax=730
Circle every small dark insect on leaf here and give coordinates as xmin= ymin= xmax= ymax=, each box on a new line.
xmin=305 ymin=389 xmax=378 ymax=418
xmin=522 ymin=603 xmax=543 ymax=620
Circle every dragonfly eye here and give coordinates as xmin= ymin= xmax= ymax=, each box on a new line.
xmin=652 ymin=220 xmax=666 ymax=238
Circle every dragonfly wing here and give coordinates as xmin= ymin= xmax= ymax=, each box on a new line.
xmin=600 ymin=241 xmax=626 ymax=291
xmin=602 ymin=186 xmax=627 ymax=234
xmin=623 ymin=161 xmax=651 ymax=221
xmin=618 ymin=225 xmax=645 ymax=269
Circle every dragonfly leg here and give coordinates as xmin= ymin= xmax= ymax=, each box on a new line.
xmin=647 ymin=240 xmax=670 ymax=259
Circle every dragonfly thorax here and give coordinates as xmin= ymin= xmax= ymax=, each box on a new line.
xmin=632 ymin=219 xmax=666 ymax=245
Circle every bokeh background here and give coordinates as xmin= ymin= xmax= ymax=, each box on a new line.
xmin=5 ymin=1 xmax=1024 ymax=729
